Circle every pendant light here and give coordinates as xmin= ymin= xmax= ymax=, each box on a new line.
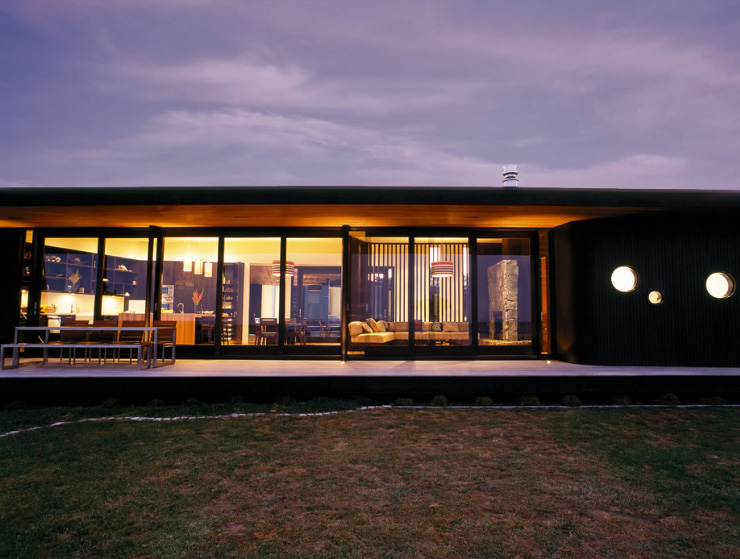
xmin=271 ymin=260 xmax=295 ymax=277
xmin=431 ymin=260 xmax=454 ymax=278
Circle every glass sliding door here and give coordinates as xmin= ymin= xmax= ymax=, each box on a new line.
xmin=283 ymin=238 xmax=342 ymax=353
xmin=41 ymin=237 xmax=99 ymax=326
xmin=102 ymin=238 xmax=150 ymax=321
xmin=476 ymin=237 xmax=533 ymax=353
xmin=413 ymin=238 xmax=471 ymax=348
xmin=348 ymin=233 xmax=410 ymax=355
xmin=222 ymin=237 xmax=281 ymax=346
xmin=161 ymin=237 xmax=219 ymax=346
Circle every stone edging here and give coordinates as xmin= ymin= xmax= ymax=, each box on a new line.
xmin=2 ymin=404 xmax=738 ymax=440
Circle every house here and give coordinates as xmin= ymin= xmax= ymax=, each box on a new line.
xmin=2 ymin=185 xmax=739 ymax=367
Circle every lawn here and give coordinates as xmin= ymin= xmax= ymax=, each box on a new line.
xmin=1 ymin=404 xmax=739 ymax=558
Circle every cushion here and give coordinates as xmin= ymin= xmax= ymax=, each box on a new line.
xmin=414 ymin=319 xmax=422 ymax=331
xmin=348 ymin=322 xmax=365 ymax=336
xmin=422 ymin=322 xmax=433 ymax=332
xmin=354 ymin=332 xmax=396 ymax=344
xmin=366 ymin=318 xmax=381 ymax=333
xmin=377 ymin=320 xmax=387 ymax=332
xmin=432 ymin=322 xmax=442 ymax=333
xmin=362 ymin=321 xmax=373 ymax=334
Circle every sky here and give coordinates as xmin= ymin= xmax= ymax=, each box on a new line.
xmin=1 ymin=0 xmax=739 ymax=189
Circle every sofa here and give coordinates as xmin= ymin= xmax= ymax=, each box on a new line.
xmin=349 ymin=318 xmax=470 ymax=344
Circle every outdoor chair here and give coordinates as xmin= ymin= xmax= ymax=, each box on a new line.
xmin=116 ymin=320 xmax=148 ymax=365
xmin=82 ymin=319 xmax=118 ymax=364
xmin=55 ymin=319 xmax=90 ymax=366
xmin=153 ymin=320 xmax=177 ymax=365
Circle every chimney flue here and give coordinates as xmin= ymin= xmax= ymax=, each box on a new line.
xmin=502 ymin=164 xmax=519 ymax=188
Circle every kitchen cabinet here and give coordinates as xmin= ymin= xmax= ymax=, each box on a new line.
xmin=43 ymin=247 xmax=97 ymax=294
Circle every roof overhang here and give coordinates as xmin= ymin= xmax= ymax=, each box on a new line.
xmin=2 ymin=186 xmax=738 ymax=229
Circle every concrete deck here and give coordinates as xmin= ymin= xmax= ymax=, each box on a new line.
xmin=2 ymin=358 xmax=740 ymax=378
xmin=3 ymin=359 xmax=740 ymax=403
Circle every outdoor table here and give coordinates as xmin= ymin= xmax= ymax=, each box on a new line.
xmin=1 ymin=326 xmax=171 ymax=370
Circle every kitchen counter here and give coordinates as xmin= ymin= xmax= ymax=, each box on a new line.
xmin=120 ymin=312 xmax=214 ymax=345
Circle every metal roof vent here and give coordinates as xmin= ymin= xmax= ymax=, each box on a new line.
xmin=502 ymin=164 xmax=519 ymax=188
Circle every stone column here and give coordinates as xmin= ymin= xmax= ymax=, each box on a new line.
xmin=488 ymin=260 xmax=519 ymax=341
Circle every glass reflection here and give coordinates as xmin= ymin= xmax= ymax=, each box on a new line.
xmin=223 ymin=238 xmax=280 ymax=345
xmin=161 ymin=237 xmax=218 ymax=345
xmin=284 ymin=238 xmax=342 ymax=346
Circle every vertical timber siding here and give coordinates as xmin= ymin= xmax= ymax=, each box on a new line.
xmin=554 ymin=213 xmax=740 ymax=366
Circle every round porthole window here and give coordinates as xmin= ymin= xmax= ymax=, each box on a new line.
xmin=648 ymin=290 xmax=663 ymax=305
xmin=706 ymin=272 xmax=735 ymax=299
xmin=611 ymin=266 xmax=638 ymax=293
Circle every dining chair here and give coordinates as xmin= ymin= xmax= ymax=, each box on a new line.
xmin=288 ymin=318 xmax=308 ymax=345
xmin=258 ymin=318 xmax=278 ymax=345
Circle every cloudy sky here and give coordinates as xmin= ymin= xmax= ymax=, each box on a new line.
xmin=1 ymin=0 xmax=739 ymax=189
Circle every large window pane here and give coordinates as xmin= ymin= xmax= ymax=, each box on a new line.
xmin=284 ymin=238 xmax=342 ymax=346
xmin=42 ymin=237 xmax=98 ymax=325
xmin=477 ymin=238 xmax=532 ymax=347
xmin=349 ymin=233 xmax=409 ymax=349
xmin=223 ymin=238 xmax=280 ymax=345
xmin=102 ymin=238 xmax=150 ymax=320
xmin=414 ymin=238 xmax=470 ymax=346
xmin=161 ymin=237 xmax=218 ymax=345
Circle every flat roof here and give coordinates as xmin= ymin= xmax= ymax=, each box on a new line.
xmin=2 ymin=186 xmax=739 ymax=229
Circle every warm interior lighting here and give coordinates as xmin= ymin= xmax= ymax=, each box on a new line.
xmin=648 ymin=290 xmax=663 ymax=305
xmin=204 ymin=262 xmax=213 ymax=278
xmin=706 ymin=272 xmax=735 ymax=299
xmin=194 ymin=259 xmax=203 ymax=275
xmin=431 ymin=260 xmax=454 ymax=278
xmin=272 ymin=260 xmax=295 ymax=277
xmin=183 ymin=260 xmax=192 ymax=272
xmin=611 ymin=266 xmax=638 ymax=292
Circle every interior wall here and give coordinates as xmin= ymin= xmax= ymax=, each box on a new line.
xmin=553 ymin=212 xmax=740 ymax=366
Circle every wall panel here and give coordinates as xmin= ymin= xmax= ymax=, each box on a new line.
xmin=554 ymin=213 xmax=740 ymax=366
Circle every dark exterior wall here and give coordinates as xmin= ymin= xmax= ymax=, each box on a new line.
xmin=0 ymin=229 xmax=25 ymax=344
xmin=554 ymin=212 xmax=740 ymax=366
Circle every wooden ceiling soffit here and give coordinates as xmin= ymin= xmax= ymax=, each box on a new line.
xmin=0 ymin=204 xmax=646 ymax=229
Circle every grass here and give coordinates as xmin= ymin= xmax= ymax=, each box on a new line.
xmin=1 ymin=403 xmax=739 ymax=558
